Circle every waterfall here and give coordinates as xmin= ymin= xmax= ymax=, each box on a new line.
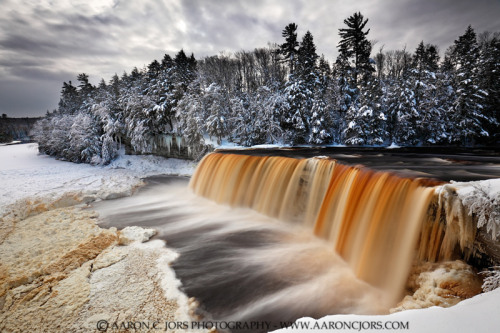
xmin=189 ymin=152 xmax=463 ymax=300
xmin=94 ymin=151 xmax=482 ymax=323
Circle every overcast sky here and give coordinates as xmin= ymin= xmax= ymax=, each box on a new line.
xmin=1 ymin=0 xmax=499 ymax=117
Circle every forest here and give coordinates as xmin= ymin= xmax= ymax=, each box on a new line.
xmin=32 ymin=12 xmax=500 ymax=164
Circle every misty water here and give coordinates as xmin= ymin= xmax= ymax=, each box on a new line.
xmin=91 ymin=148 xmax=500 ymax=332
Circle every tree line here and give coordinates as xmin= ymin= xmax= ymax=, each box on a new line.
xmin=33 ymin=12 xmax=500 ymax=163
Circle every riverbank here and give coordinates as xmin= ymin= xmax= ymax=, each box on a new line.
xmin=1 ymin=143 xmax=499 ymax=332
xmin=0 ymin=144 xmax=201 ymax=332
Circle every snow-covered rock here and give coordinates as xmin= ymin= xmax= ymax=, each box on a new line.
xmin=118 ymin=226 xmax=157 ymax=245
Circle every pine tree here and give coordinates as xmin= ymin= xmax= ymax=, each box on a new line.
xmin=281 ymin=30 xmax=320 ymax=144
xmin=147 ymin=60 xmax=161 ymax=79
xmin=161 ymin=54 xmax=174 ymax=70
xmin=449 ymin=26 xmax=490 ymax=145
xmin=412 ymin=42 xmax=445 ymax=143
xmin=77 ymin=73 xmax=94 ymax=97
xmin=477 ymin=32 xmax=500 ymax=143
xmin=343 ymin=78 xmax=387 ymax=145
xmin=338 ymin=12 xmax=374 ymax=87
xmin=279 ymin=23 xmax=299 ymax=75
xmin=297 ymin=31 xmax=319 ymax=132
xmin=309 ymin=56 xmax=333 ymax=144
xmin=58 ymin=81 xmax=79 ymax=115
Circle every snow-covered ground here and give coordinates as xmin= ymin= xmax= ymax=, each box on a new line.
xmin=0 ymin=143 xmax=197 ymax=215
xmin=1 ymin=143 xmax=499 ymax=332
xmin=274 ymin=287 xmax=500 ymax=332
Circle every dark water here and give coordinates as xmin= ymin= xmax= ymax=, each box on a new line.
xmin=216 ymin=146 xmax=500 ymax=181
xmin=92 ymin=149 xmax=500 ymax=332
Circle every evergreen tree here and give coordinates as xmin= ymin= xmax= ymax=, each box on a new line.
xmin=309 ymin=56 xmax=333 ymax=144
xmin=231 ymin=87 xmax=284 ymax=146
xmin=203 ymin=83 xmax=231 ymax=145
xmin=69 ymin=112 xmax=102 ymax=164
xmin=58 ymin=81 xmax=79 ymax=115
xmin=477 ymin=32 xmax=500 ymax=143
xmin=338 ymin=12 xmax=374 ymax=87
xmin=147 ymin=60 xmax=161 ymax=79
xmin=412 ymin=42 xmax=444 ymax=143
xmin=77 ymin=73 xmax=94 ymax=97
xmin=175 ymin=78 xmax=205 ymax=147
xmin=294 ymin=31 xmax=319 ymax=138
xmin=449 ymin=26 xmax=490 ymax=145
xmin=279 ymin=27 xmax=313 ymax=144
xmin=279 ymin=23 xmax=299 ymax=74
xmin=333 ymin=54 xmax=356 ymax=119
xmin=161 ymin=54 xmax=174 ymax=70
xmin=389 ymin=73 xmax=419 ymax=145
xmin=343 ymin=78 xmax=387 ymax=145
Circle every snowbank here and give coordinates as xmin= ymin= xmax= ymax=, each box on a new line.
xmin=118 ymin=226 xmax=157 ymax=245
xmin=453 ymin=178 xmax=500 ymax=240
xmin=107 ymin=147 xmax=198 ymax=177
xmin=0 ymin=144 xmax=197 ymax=215
xmin=273 ymin=287 xmax=500 ymax=332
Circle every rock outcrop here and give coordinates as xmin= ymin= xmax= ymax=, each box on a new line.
xmin=0 ymin=205 xmax=200 ymax=333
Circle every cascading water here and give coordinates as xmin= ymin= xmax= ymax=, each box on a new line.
xmin=94 ymin=152 xmax=480 ymax=332
xmin=190 ymin=153 xmax=438 ymax=300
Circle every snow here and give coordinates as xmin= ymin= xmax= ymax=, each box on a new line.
xmin=118 ymin=226 xmax=157 ymax=245
xmin=387 ymin=142 xmax=401 ymax=149
xmin=273 ymin=287 xmax=500 ymax=332
xmin=107 ymin=147 xmax=197 ymax=177
xmin=214 ymin=143 xmax=288 ymax=150
xmin=0 ymin=140 xmax=22 ymax=146
xmin=0 ymin=144 xmax=197 ymax=214
xmin=203 ymin=135 xmax=240 ymax=149
xmin=453 ymin=178 xmax=500 ymax=240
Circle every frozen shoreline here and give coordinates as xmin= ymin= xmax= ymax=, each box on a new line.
xmin=0 ymin=143 xmax=197 ymax=215
xmin=0 ymin=144 xmax=202 ymax=332
xmin=1 ymin=143 xmax=499 ymax=332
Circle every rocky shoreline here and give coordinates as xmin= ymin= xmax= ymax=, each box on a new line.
xmin=0 ymin=204 xmax=202 ymax=333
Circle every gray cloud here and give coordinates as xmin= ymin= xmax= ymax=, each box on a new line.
xmin=1 ymin=0 xmax=499 ymax=117
xmin=0 ymin=79 xmax=62 ymax=117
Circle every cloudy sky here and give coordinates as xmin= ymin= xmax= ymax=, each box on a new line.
xmin=1 ymin=0 xmax=499 ymax=117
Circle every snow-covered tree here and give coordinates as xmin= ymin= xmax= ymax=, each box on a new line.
xmin=58 ymin=81 xmax=79 ymax=115
xmin=175 ymin=78 xmax=206 ymax=148
xmin=309 ymin=56 xmax=334 ymax=144
xmin=69 ymin=112 xmax=102 ymax=164
xmin=477 ymin=32 xmax=500 ymax=143
xmin=203 ymin=83 xmax=231 ymax=145
xmin=448 ymin=26 xmax=491 ymax=145
xmin=281 ymin=30 xmax=320 ymax=144
xmin=344 ymin=78 xmax=387 ymax=145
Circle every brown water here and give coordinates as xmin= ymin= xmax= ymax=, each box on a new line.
xmin=93 ymin=152 xmax=481 ymax=332
xmin=190 ymin=153 xmax=438 ymax=299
